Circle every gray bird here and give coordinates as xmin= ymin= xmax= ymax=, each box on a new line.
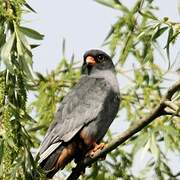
xmin=38 ymin=49 xmax=120 ymax=178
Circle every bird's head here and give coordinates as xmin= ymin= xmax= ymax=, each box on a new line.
xmin=81 ymin=49 xmax=115 ymax=75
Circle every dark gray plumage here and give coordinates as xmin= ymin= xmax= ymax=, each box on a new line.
xmin=38 ymin=49 xmax=120 ymax=178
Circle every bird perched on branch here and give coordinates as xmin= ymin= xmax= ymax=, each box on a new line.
xmin=38 ymin=49 xmax=120 ymax=178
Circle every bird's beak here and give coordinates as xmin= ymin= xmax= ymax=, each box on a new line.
xmin=86 ymin=56 xmax=96 ymax=65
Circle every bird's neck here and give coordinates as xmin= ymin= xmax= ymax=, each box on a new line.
xmin=90 ymin=69 xmax=119 ymax=93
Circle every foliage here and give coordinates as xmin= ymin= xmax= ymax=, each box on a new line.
xmin=0 ymin=0 xmax=44 ymax=179
xmin=0 ymin=0 xmax=180 ymax=179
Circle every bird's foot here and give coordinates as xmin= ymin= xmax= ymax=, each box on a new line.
xmin=86 ymin=143 xmax=107 ymax=158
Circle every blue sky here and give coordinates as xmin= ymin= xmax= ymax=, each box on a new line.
xmin=26 ymin=0 xmax=180 ymax=73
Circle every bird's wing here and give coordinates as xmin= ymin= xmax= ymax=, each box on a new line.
xmin=39 ymin=75 xmax=112 ymax=161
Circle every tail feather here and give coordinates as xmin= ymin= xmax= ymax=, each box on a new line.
xmin=40 ymin=146 xmax=64 ymax=178
xmin=39 ymin=141 xmax=78 ymax=178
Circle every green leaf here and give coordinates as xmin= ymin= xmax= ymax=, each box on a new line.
xmin=108 ymin=19 xmax=127 ymax=56
xmin=19 ymin=54 xmax=34 ymax=80
xmin=132 ymin=132 xmax=149 ymax=155
xmin=94 ymin=0 xmax=129 ymax=12
xmin=139 ymin=10 xmax=158 ymax=20
xmin=18 ymin=32 xmax=32 ymax=52
xmin=140 ymin=139 xmax=151 ymax=161
xmin=96 ymin=0 xmax=130 ymax=13
xmin=104 ymin=26 xmax=114 ymax=42
xmin=0 ymin=33 xmax=15 ymax=73
xmin=95 ymin=0 xmax=119 ymax=8
xmin=15 ymin=25 xmax=32 ymax=52
xmin=16 ymin=31 xmax=24 ymax=56
xmin=136 ymin=31 xmax=146 ymax=40
xmin=30 ymin=44 xmax=40 ymax=49
xmin=152 ymin=27 xmax=168 ymax=41
xmin=19 ymin=26 xmax=44 ymax=40
xmin=165 ymin=31 xmax=180 ymax=46
xmin=119 ymin=32 xmax=133 ymax=65
xmin=143 ymin=46 xmax=153 ymax=64
xmin=24 ymin=3 xmax=37 ymax=13
xmin=165 ymin=27 xmax=173 ymax=63
xmin=150 ymin=133 xmax=159 ymax=160
xmin=134 ymin=69 xmax=144 ymax=85
xmin=164 ymin=125 xmax=179 ymax=137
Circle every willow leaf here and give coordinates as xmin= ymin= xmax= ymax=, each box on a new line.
xmin=0 ymin=33 xmax=15 ymax=73
xmin=19 ymin=26 xmax=44 ymax=40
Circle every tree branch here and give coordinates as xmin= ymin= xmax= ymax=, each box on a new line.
xmin=67 ymin=80 xmax=180 ymax=180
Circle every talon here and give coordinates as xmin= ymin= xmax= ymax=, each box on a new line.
xmin=93 ymin=143 xmax=106 ymax=152
xmin=86 ymin=142 xmax=107 ymax=158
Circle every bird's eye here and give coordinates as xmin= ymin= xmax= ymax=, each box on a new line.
xmin=97 ymin=55 xmax=104 ymax=62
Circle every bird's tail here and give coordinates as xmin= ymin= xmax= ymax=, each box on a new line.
xmin=40 ymin=145 xmax=64 ymax=178
xmin=40 ymin=141 xmax=78 ymax=178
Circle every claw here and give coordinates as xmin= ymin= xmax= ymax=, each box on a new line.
xmin=86 ymin=143 xmax=107 ymax=158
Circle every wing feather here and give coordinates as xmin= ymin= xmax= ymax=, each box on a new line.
xmin=39 ymin=75 xmax=111 ymax=157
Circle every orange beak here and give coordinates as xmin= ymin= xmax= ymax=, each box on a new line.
xmin=86 ymin=56 xmax=96 ymax=65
